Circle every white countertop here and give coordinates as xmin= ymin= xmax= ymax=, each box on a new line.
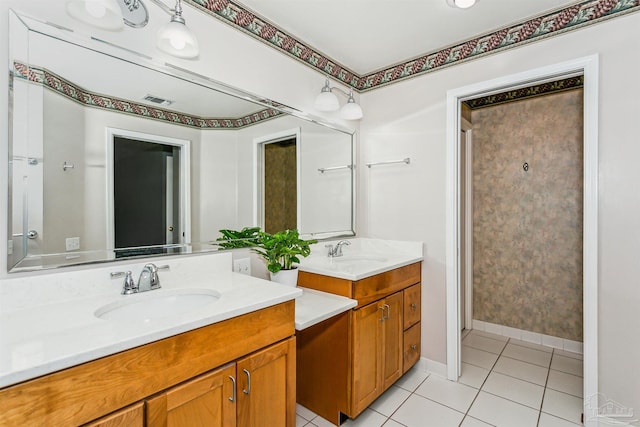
xmin=0 ymin=239 xmax=422 ymax=389
xmin=295 ymin=288 xmax=357 ymax=330
xmin=298 ymin=238 xmax=423 ymax=281
xmin=0 ymin=252 xmax=302 ymax=388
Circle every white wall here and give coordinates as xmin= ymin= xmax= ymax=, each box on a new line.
xmin=360 ymin=12 xmax=640 ymax=414
xmin=2 ymin=0 xmax=639 ymax=415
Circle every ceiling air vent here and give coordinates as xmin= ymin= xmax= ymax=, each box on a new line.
xmin=143 ymin=94 xmax=174 ymax=106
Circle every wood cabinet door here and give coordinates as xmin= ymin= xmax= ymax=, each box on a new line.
xmin=146 ymin=364 xmax=236 ymax=427
xmin=382 ymin=292 xmax=404 ymax=390
xmin=351 ymin=300 xmax=383 ymax=416
xmin=83 ymin=402 xmax=144 ymax=427
xmin=236 ymin=337 xmax=296 ymax=427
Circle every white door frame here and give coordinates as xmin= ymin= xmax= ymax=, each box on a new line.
xmin=106 ymin=128 xmax=192 ymax=253
xmin=461 ymin=122 xmax=474 ymax=333
xmin=445 ymin=55 xmax=599 ymax=419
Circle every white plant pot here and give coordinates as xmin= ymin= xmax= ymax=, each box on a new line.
xmin=269 ymin=268 xmax=299 ymax=287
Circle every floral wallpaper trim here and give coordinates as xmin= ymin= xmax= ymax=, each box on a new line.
xmin=186 ymin=0 xmax=639 ymax=92
xmin=12 ymin=61 xmax=283 ymax=130
xmin=465 ymin=76 xmax=584 ymax=109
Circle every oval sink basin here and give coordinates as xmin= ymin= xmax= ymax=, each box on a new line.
xmin=332 ymin=255 xmax=388 ymax=264
xmin=95 ymin=289 xmax=221 ymax=322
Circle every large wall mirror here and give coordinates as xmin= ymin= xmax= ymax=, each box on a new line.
xmin=8 ymin=10 xmax=355 ymax=272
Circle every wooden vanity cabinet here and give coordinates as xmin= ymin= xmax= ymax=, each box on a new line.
xmin=351 ymin=291 xmax=403 ymax=415
xmin=0 ymin=301 xmax=296 ymax=427
xmin=84 ymin=403 xmax=144 ymax=427
xmin=297 ymin=262 xmax=421 ymax=424
xmin=146 ymin=337 xmax=296 ymax=427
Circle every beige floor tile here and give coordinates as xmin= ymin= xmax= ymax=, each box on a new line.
xmin=547 ymin=369 xmax=583 ymax=398
xmin=502 ymin=342 xmax=552 ymax=367
xmin=459 ymin=362 xmax=490 ymax=389
xmin=493 ymin=356 xmax=549 ymax=386
xmin=464 ymin=333 xmax=508 ymax=354
xmin=551 ymin=354 xmax=583 ymax=377
xmin=468 ymin=391 xmax=539 ymax=427
xmin=482 ymin=371 xmax=544 ymax=409
xmin=462 ymin=346 xmax=499 ymax=370
xmin=391 ymin=394 xmax=465 ymax=427
xmin=415 ymin=374 xmax=478 ymax=413
xmin=542 ymin=389 xmax=584 ymax=425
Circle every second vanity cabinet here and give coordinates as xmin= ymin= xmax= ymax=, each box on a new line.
xmin=297 ymin=262 xmax=422 ymax=425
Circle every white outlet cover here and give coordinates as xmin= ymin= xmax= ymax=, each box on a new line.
xmin=65 ymin=237 xmax=80 ymax=251
xmin=233 ymin=258 xmax=251 ymax=275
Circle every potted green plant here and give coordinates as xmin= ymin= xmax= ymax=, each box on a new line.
xmin=215 ymin=226 xmax=261 ymax=249
xmin=252 ymin=229 xmax=317 ymax=286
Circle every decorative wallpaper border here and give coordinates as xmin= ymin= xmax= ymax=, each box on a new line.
xmin=186 ymin=0 xmax=640 ymax=92
xmin=12 ymin=61 xmax=283 ymax=129
xmin=465 ymin=75 xmax=584 ymax=109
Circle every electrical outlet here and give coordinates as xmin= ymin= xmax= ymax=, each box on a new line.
xmin=233 ymin=258 xmax=251 ymax=275
xmin=65 ymin=237 xmax=80 ymax=251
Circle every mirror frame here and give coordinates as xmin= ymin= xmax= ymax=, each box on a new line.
xmin=7 ymin=9 xmax=357 ymax=273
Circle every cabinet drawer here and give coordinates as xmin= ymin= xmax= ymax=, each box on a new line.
xmin=403 ymin=284 xmax=421 ymax=330
xmin=403 ymin=323 xmax=421 ymax=374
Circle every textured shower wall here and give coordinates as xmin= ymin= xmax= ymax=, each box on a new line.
xmin=264 ymin=141 xmax=297 ymax=233
xmin=472 ymin=89 xmax=583 ymax=341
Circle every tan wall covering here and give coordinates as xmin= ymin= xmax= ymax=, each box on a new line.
xmin=264 ymin=140 xmax=297 ymax=233
xmin=472 ymin=89 xmax=584 ymax=341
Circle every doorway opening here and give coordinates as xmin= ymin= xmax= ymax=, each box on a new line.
xmin=445 ymin=55 xmax=599 ymax=416
xmin=253 ymin=128 xmax=301 ymax=233
xmin=106 ymin=128 xmax=191 ymax=258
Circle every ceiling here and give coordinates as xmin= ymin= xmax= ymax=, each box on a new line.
xmin=235 ymin=0 xmax=579 ymax=75
xmin=186 ymin=0 xmax=640 ymax=91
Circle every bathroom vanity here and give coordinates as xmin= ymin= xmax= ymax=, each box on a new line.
xmin=295 ymin=239 xmax=423 ymax=425
xmin=0 ymin=253 xmax=301 ymax=426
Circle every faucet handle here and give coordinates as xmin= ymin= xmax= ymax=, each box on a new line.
xmin=110 ymin=270 xmax=137 ymax=295
xmin=324 ymin=244 xmax=335 ymax=257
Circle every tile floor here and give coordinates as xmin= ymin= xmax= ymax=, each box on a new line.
xmin=296 ymin=329 xmax=584 ymax=427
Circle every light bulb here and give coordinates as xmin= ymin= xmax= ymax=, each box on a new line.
xmin=170 ymin=36 xmax=187 ymax=50
xmin=85 ymin=2 xmax=107 ymax=18
xmin=454 ymin=0 xmax=476 ymax=8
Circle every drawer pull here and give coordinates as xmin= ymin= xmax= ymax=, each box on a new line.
xmin=242 ymin=369 xmax=251 ymax=395
xmin=410 ymin=303 xmax=417 ymax=310
xmin=228 ymin=375 xmax=236 ymax=402
xmin=411 ymin=344 xmax=417 ymax=351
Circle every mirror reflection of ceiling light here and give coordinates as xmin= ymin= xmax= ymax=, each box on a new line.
xmin=446 ymin=0 xmax=477 ymax=9
xmin=65 ymin=0 xmax=199 ymax=59
xmin=314 ymin=79 xmax=364 ymax=121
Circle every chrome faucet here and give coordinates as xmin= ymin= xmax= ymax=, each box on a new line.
xmin=325 ymin=240 xmax=351 ymax=258
xmin=110 ymin=263 xmax=169 ymax=295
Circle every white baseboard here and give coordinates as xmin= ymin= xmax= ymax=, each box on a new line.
xmin=416 ymin=357 xmax=448 ymax=378
xmin=473 ymin=319 xmax=584 ymax=354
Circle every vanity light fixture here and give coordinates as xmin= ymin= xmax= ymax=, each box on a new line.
xmin=65 ymin=0 xmax=200 ymax=58
xmin=314 ymin=79 xmax=364 ymax=121
xmin=446 ymin=0 xmax=477 ymax=9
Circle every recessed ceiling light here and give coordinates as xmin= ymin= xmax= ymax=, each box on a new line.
xmin=446 ymin=0 xmax=478 ymax=9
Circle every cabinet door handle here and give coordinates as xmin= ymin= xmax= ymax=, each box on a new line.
xmin=228 ymin=375 xmax=236 ymax=402
xmin=410 ymin=303 xmax=417 ymax=310
xmin=379 ymin=306 xmax=385 ymax=322
xmin=411 ymin=344 xmax=418 ymax=351
xmin=242 ymin=369 xmax=251 ymax=395
xmin=383 ymin=304 xmax=390 ymax=320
